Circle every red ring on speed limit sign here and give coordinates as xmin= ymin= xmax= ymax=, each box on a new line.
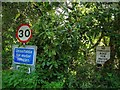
xmin=16 ymin=24 xmax=32 ymax=43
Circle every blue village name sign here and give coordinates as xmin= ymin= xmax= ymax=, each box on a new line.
xmin=13 ymin=45 xmax=37 ymax=65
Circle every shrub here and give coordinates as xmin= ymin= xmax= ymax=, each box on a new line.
xmin=2 ymin=70 xmax=37 ymax=89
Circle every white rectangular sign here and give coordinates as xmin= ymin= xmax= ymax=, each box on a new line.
xmin=96 ymin=46 xmax=110 ymax=64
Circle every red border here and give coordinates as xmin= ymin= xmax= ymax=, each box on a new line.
xmin=16 ymin=24 xmax=32 ymax=43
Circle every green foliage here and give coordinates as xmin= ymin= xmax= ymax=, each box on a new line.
xmin=92 ymin=71 xmax=120 ymax=88
xmin=42 ymin=81 xmax=64 ymax=88
xmin=2 ymin=70 xmax=37 ymax=88
xmin=105 ymin=72 xmax=120 ymax=88
xmin=2 ymin=2 xmax=120 ymax=89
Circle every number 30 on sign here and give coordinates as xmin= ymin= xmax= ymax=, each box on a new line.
xmin=16 ymin=24 xmax=32 ymax=43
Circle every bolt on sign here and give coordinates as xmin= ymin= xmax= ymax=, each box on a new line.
xmin=96 ymin=46 xmax=110 ymax=64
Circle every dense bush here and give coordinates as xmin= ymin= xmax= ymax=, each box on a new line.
xmin=2 ymin=63 xmax=120 ymax=89
xmin=2 ymin=2 xmax=120 ymax=89
xmin=2 ymin=70 xmax=37 ymax=89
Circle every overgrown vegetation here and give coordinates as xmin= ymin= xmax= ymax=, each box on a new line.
xmin=2 ymin=2 xmax=120 ymax=89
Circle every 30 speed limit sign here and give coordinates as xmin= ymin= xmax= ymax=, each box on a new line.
xmin=16 ymin=24 xmax=32 ymax=43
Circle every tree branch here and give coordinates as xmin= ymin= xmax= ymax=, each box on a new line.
xmin=32 ymin=3 xmax=43 ymax=16
xmin=87 ymin=32 xmax=104 ymax=51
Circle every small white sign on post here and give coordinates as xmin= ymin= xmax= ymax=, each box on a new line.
xmin=96 ymin=46 xmax=110 ymax=64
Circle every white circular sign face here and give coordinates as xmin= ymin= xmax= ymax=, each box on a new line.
xmin=16 ymin=24 xmax=32 ymax=43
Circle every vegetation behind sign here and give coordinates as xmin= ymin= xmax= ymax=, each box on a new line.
xmin=2 ymin=2 xmax=120 ymax=89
